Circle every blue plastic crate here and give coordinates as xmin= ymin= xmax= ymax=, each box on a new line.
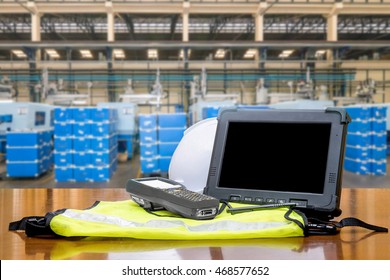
xmin=140 ymin=157 xmax=159 ymax=174
xmin=345 ymin=145 xmax=369 ymax=160
xmin=54 ymin=107 xmax=72 ymax=122
xmin=90 ymin=123 xmax=112 ymax=136
xmin=73 ymin=123 xmax=91 ymax=137
xmin=90 ymin=108 xmax=112 ymax=122
xmin=158 ymin=113 xmax=187 ymax=128
xmin=54 ymin=122 xmax=72 ymax=137
xmin=6 ymin=146 xmax=44 ymax=161
xmin=73 ymin=137 xmax=90 ymax=152
xmin=372 ymin=106 xmax=387 ymax=120
xmin=90 ymin=136 xmax=113 ymax=151
xmin=54 ymin=151 xmax=72 ymax=167
xmin=159 ymin=142 xmax=178 ymax=157
xmin=138 ymin=114 xmax=157 ymax=129
xmin=6 ymin=131 xmax=44 ymax=147
xmin=345 ymin=107 xmax=371 ymax=121
xmin=347 ymin=120 xmax=371 ymax=134
xmin=74 ymin=167 xmax=92 ymax=182
xmin=371 ymin=160 xmax=387 ymax=175
xmin=371 ymin=132 xmax=387 ymax=146
xmin=73 ymin=152 xmax=91 ymax=166
xmin=42 ymin=130 xmax=53 ymax=143
xmin=346 ymin=133 xmax=370 ymax=146
xmin=158 ymin=128 xmax=185 ymax=143
xmin=371 ymin=146 xmax=387 ymax=161
xmin=54 ymin=137 xmax=72 ymax=152
xmin=90 ymin=166 xmax=111 ymax=182
xmin=72 ymin=108 xmax=91 ymax=122
xmin=55 ymin=166 xmax=74 ymax=182
xmin=371 ymin=119 xmax=386 ymax=132
xmin=140 ymin=143 xmax=158 ymax=157
xmin=90 ymin=151 xmax=110 ymax=167
xmin=7 ymin=161 xmax=44 ymax=177
xmin=344 ymin=158 xmax=370 ymax=175
xmin=139 ymin=129 xmax=158 ymax=144
xmin=159 ymin=156 xmax=171 ymax=172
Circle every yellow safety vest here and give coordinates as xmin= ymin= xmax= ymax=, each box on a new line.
xmin=10 ymin=200 xmax=387 ymax=239
xmin=11 ymin=200 xmax=306 ymax=239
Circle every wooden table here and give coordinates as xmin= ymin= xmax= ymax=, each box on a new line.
xmin=0 ymin=187 xmax=389 ymax=260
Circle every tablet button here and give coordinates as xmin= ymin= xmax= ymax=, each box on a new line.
xmin=255 ymin=197 xmax=264 ymax=203
xmin=229 ymin=195 xmax=241 ymax=202
xmin=290 ymin=199 xmax=307 ymax=207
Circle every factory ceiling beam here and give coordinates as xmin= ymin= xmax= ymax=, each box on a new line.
xmin=2 ymin=2 xmax=390 ymax=16
xmin=1 ymin=41 xmax=390 ymax=50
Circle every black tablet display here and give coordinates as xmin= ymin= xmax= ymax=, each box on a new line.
xmin=204 ymin=107 xmax=351 ymax=219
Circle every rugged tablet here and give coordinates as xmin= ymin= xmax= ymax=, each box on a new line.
xmin=204 ymin=107 xmax=351 ymax=220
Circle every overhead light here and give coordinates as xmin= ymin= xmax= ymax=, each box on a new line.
xmin=279 ymin=49 xmax=294 ymax=58
xmin=214 ymin=49 xmax=226 ymax=59
xmin=243 ymin=49 xmax=257 ymax=59
xmin=80 ymin=49 xmax=93 ymax=59
xmin=12 ymin=49 xmax=27 ymax=58
xmin=113 ymin=49 xmax=125 ymax=59
xmin=179 ymin=49 xmax=191 ymax=59
xmin=148 ymin=49 xmax=158 ymax=59
xmin=315 ymin=50 xmax=326 ymax=58
xmin=45 ymin=49 xmax=60 ymax=59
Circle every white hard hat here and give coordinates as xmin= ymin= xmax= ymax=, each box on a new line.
xmin=168 ymin=117 xmax=218 ymax=193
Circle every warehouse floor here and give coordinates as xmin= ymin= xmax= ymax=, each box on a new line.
xmin=0 ymin=155 xmax=389 ymax=189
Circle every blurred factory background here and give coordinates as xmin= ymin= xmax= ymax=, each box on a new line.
xmin=1 ymin=0 xmax=390 ymax=187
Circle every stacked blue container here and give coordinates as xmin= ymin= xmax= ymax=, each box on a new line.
xmin=138 ymin=113 xmax=187 ymax=175
xmin=139 ymin=114 xmax=159 ymax=174
xmin=97 ymin=102 xmax=138 ymax=159
xmin=344 ymin=105 xmax=387 ymax=176
xmin=54 ymin=107 xmax=118 ymax=182
xmin=6 ymin=129 xmax=53 ymax=177
xmin=158 ymin=113 xmax=187 ymax=173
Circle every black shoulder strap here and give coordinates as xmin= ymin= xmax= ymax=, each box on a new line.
xmin=335 ymin=217 xmax=388 ymax=232
xmin=9 ymin=211 xmax=64 ymax=237
xmin=307 ymin=216 xmax=388 ymax=235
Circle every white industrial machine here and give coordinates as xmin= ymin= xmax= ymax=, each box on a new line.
xmin=255 ymin=78 xmax=269 ymax=104
xmin=190 ymin=67 xmax=239 ymax=103
xmin=268 ymin=68 xmax=315 ymax=104
xmin=119 ymin=69 xmax=166 ymax=108
xmin=333 ymin=78 xmax=377 ymax=106
xmin=39 ymin=68 xmax=92 ymax=106
xmin=355 ymin=78 xmax=376 ymax=102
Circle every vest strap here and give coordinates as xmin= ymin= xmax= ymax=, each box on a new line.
xmin=306 ymin=216 xmax=388 ymax=235
xmin=335 ymin=217 xmax=388 ymax=232
xmin=9 ymin=213 xmax=59 ymax=237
